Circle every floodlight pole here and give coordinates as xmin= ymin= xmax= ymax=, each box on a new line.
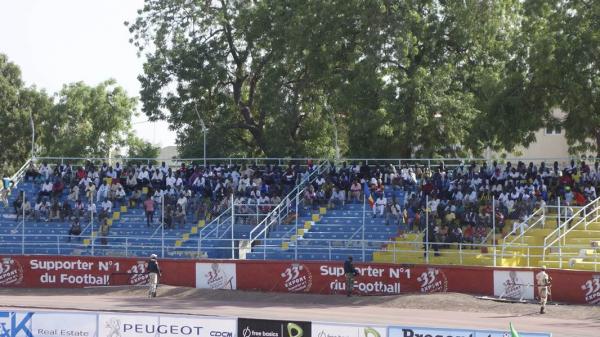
xmin=29 ymin=109 xmax=35 ymax=159
xmin=193 ymin=105 xmax=208 ymax=168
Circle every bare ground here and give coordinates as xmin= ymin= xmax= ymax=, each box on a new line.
xmin=1 ymin=287 xmax=599 ymax=337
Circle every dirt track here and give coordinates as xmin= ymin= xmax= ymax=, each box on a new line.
xmin=1 ymin=286 xmax=599 ymax=337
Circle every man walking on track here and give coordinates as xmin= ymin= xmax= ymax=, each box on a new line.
xmin=344 ymin=256 xmax=358 ymax=297
xmin=147 ymin=254 xmax=162 ymax=298
xmin=536 ymin=265 xmax=552 ymax=314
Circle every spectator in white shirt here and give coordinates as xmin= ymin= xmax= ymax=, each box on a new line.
xmin=166 ymin=174 xmax=176 ymax=188
xmin=97 ymin=181 xmax=109 ymax=202
xmin=177 ymin=195 xmax=188 ymax=213
xmin=101 ymin=199 xmax=113 ymax=214
xmin=137 ymin=168 xmax=150 ymax=186
xmin=374 ymin=194 xmax=386 ymax=217
xmin=329 ymin=187 xmax=345 ymax=209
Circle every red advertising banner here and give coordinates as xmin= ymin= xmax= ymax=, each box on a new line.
xmin=0 ymin=255 xmax=598 ymax=306
xmin=0 ymin=255 xmax=195 ymax=288
xmin=541 ymin=269 xmax=600 ymax=305
xmin=235 ymin=260 xmax=493 ymax=296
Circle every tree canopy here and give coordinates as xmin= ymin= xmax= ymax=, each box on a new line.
xmin=0 ymin=54 xmax=154 ymax=175
xmin=128 ymin=0 xmax=598 ymax=159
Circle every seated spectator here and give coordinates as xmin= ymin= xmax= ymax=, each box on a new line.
xmin=463 ymin=224 xmax=475 ymax=248
xmin=49 ymin=199 xmax=61 ymax=221
xmin=258 ymin=194 xmax=271 ymax=213
xmin=101 ymin=199 xmax=113 ymax=214
xmin=129 ymin=188 xmax=142 ymax=208
xmin=386 ymin=197 xmax=401 ymax=226
xmin=125 ymin=173 xmax=137 ymax=193
xmin=85 ymin=182 xmax=96 ymax=202
xmin=448 ymin=226 xmax=463 ymax=244
xmin=25 ymin=162 xmax=40 ymax=181
xmin=15 ymin=200 xmax=32 ymax=222
xmin=473 ymin=225 xmax=488 ymax=245
xmin=138 ymin=167 xmax=150 ymax=186
xmin=114 ymin=186 xmax=126 ymax=209
xmin=97 ymin=181 xmax=109 ymax=202
xmin=329 ymin=187 xmax=345 ymax=209
xmin=12 ymin=194 xmax=23 ymax=216
xmin=52 ymin=179 xmax=65 ymax=199
xmin=303 ymin=185 xmax=316 ymax=208
xmin=177 ymin=194 xmax=188 ymax=213
xmin=39 ymin=180 xmax=53 ymax=198
xmin=34 ymin=198 xmax=49 ymax=221
xmin=60 ymin=201 xmax=72 ymax=221
xmin=584 ymin=182 xmax=596 ymax=201
xmin=86 ymin=202 xmax=97 ymax=221
xmin=67 ymin=219 xmax=82 ymax=242
xmin=151 ymin=169 xmax=163 ymax=188
xmin=73 ymin=199 xmax=85 ymax=219
xmin=68 ymin=185 xmax=80 ymax=202
xmin=350 ymin=180 xmax=362 ymax=202
xmin=373 ymin=194 xmax=386 ymax=218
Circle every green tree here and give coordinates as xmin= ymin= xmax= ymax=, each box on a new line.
xmin=39 ymin=80 xmax=137 ymax=158
xmin=126 ymin=134 xmax=160 ymax=162
xmin=0 ymin=54 xmax=53 ymax=174
xmin=521 ymin=0 xmax=600 ymax=157
xmin=130 ymin=0 xmax=535 ymax=159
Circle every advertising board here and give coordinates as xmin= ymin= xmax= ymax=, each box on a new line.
xmin=196 ymin=262 xmax=237 ymax=290
xmin=0 ymin=311 xmax=97 ymax=337
xmin=388 ymin=326 xmax=551 ymax=337
xmin=0 ymin=255 xmax=194 ymax=288
xmin=98 ymin=313 xmax=237 ymax=337
xmin=493 ymin=270 xmax=534 ymax=300
xmin=238 ymin=318 xmax=311 ymax=337
xmin=312 ymin=323 xmax=387 ymax=337
xmin=236 ymin=262 xmax=491 ymax=296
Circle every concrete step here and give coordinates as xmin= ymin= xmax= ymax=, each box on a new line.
xmin=564 ymin=230 xmax=600 ymax=239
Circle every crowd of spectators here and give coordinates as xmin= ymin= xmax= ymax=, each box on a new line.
xmin=9 ymin=160 xmax=313 ymax=241
xmin=301 ymin=160 xmax=600 ymax=248
xmin=5 ymin=159 xmax=600 ymax=249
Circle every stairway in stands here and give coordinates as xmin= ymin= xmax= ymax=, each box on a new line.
xmin=0 ymin=182 xmax=193 ymax=258
xmin=374 ymin=198 xmax=600 ymax=271
xmin=246 ymin=187 xmax=406 ymax=262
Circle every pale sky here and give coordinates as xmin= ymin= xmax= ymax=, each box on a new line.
xmin=0 ymin=0 xmax=177 ymax=147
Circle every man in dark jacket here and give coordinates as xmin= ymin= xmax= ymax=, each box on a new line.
xmin=147 ymin=254 xmax=162 ymax=298
xmin=344 ymin=256 xmax=358 ymax=297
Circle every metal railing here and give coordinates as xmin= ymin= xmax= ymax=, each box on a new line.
xmin=501 ymin=206 xmax=546 ymax=257
xmin=29 ymin=156 xmax=600 ymax=170
xmin=3 ymin=232 xmax=600 ymax=270
xmin=543 ymin=196 xmax=600 ymax=267
xmin=248 ymin=160 xmax=330 ymax=253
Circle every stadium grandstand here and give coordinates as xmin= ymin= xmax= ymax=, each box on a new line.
xmin=2 ymin=157 xmax=600 ymax=271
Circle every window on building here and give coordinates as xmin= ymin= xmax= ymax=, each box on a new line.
xmin=545 ymin=126 xmax=562 ymax=135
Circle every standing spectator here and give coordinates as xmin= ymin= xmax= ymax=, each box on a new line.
xmin=174 ymin=204 xmax=186 ymax=229
xmin=143 ymin=196 xmax=155 ymax=227
xmin=67 ymin=219 xmax=82 ymax=242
